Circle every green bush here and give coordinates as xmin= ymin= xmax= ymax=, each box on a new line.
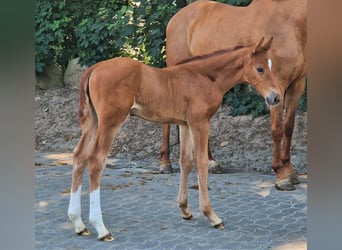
xmin=223 ymin=82 xmax=307 ymax=117
xmin=219 ymin=0 xmax=252 ymax=6
xmin=75 ymin=2 xmax=135 ymax=67
xmin=35 ymin=0 xmax=178 ymax=72
xmin=127 ymin=1 xmax=178 ymax=67
xmin=35 ymin=1 xmax=73 ymax=72
xmin=222 ymin=84 xmax=269 ymax=117
xmin=298 ymin=82 xmax=307 ymax=112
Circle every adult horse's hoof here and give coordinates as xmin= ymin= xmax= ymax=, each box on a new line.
xmin=159 ymin=163 xmax=173 ymax=174
xmin=99 ymin=233 xmax=114 ymax=242
xmin=289 ymin=172 xmax=300 ymax=185
xmin=214 ymin=222 xmax=225 ymax=229
xmin=77 ymin=228 xmax=91 ymax=236
xmin=275 ymin=179 xmax=296 ymax=191
xmin=208 ymin=160 xmax=223 ymax=174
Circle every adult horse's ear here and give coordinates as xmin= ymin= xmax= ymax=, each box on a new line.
xmin=253 ymin=36 xmax=273 ymax=54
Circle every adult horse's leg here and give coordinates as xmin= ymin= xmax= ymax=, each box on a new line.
xmin=207 ymin=142 xmax=214 ymax=161
xmin=160 ymin=124 xmax=173 ymax=173
xmin=270 ymin=103 xmax=295 ymax=190
xmin=68 ymin=128 xmax=95 ymax=236
xmin=208 ymin=142 xmax=222 ymax=173
xmin=160 ymin=124 xmax=221 ymax=174
xmin=281 ymin=76 xmax=306 ymax=185
xmin=189 ymin=121 xmax=224 ymax=228
xmin=270 ymin=76 xmax=306 ymax=190
xmin=177 ymin=125 xmax=193 ymax=219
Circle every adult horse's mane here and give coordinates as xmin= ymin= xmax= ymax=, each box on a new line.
xmin=175 ymin=45 xmax=247 ymax=65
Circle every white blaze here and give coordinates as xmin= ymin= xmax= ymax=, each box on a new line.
xmin=268 ymin=58 xmax=272 ymax=71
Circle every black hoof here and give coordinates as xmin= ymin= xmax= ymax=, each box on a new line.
xmin=289 ymin=173 xmax=300 ymax=185
xmin=182 ymin=214 xmax=193 ymax=220
xmin=99 ymin=233 xmax=114 ymax=242
xmin=275 ymin=179 xmax=296 ymax=191
xmin=77 ymin=228 xmax=91 ymax=236
xmin=159 ymin=164 xmax=173 ymax=174
xmin=214 ymin=222 xmax=225 ymax=229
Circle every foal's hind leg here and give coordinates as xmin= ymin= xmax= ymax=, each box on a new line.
xmin=68 ymin=127 xmax=95 ymax=236
xmin=177 ymin=125 xmax=193 ymax=219
xmin=87 ymin=110 xmax=129 ymax=241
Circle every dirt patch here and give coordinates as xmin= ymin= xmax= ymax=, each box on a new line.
xmin=35 ymin=86 xmax=307 ymax=173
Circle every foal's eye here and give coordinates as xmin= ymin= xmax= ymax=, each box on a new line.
xmin=256 ymin=66 xmax=264 ymax=74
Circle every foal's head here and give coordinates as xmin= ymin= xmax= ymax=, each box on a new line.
xmin=243 ymin=37 xmax=281 ymax=107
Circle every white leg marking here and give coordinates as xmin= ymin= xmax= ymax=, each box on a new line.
xmin=68 ymin=185 xmax=86 ymax=233
xmin=268 ymin=58 xmax=272 ymax=71
xmin=89 ymin=188 xmax=109 ymax=239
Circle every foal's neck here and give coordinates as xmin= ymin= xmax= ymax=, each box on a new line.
xmin=197 ymin=49 xmax=247 ymax=94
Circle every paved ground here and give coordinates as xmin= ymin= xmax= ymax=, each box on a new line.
xmin=35 ymin=152 xmax=307 ymax=250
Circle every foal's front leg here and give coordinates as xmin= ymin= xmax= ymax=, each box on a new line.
xmin=189 ymin=121 xmax=224 ymax=229
xmin=177 ymin=125 xmax=193 ymax=219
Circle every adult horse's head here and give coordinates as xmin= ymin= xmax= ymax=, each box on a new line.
xmin=243 ymin=37 xmax=281 ymax=107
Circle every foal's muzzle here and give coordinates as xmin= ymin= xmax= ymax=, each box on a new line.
xmin=266 ymin=91 xmax=280 ymax=106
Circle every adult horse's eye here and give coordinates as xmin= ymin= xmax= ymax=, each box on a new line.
xmin=256 ymin=66 xmax=264 ymax=74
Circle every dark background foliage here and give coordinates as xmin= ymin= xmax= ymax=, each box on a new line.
xmin=35 ymin=0 xmax=306 ymax=116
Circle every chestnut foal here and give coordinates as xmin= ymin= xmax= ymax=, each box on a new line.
xmin=68 ymin=37 xmax=281 ymax=241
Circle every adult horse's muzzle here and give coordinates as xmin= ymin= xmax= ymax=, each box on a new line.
xmin=266 ymin=91 xmax=280 ymax=106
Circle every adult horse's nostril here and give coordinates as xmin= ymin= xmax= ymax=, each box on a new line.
xmin=266 ymin=92 xmax=280 ymax=106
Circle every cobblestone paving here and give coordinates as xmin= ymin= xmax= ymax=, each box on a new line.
xmin=35 ymin=152 xmax=307 ymax=250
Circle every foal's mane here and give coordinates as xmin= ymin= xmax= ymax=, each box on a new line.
xmin=175 ymin=45 xmax=248 ymax=65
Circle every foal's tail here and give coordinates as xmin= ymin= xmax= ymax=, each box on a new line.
xmin=78 ymin=65 xmax=97 ymax=128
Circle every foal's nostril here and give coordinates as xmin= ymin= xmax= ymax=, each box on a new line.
xmin=266 ymin=92 xmax=280 ymax=106
xmin=273 ymin=94 xmax=280 ymax=104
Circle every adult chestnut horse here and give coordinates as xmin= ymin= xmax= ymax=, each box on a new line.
xmin=160 ymin=0 xmax=307 ymax=191
xmin=68 ymin=37 xmax=280 ymax=241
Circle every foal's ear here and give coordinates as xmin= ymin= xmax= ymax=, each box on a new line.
xmin=263 ymin=36 xmax=273 ymax=52
xmin=253 ymin=37 xmax=273 ymax=55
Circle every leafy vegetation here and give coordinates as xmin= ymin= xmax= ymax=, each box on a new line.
xmin=220 ymin=0 xmax=252 ymax=6
xmin=35 ymin=0 xmax=178 ymax=72
xmin=35 ymin=0 xmax=306 ymax=115
xmin=222 ymin=84 xmax=269 ymax=117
